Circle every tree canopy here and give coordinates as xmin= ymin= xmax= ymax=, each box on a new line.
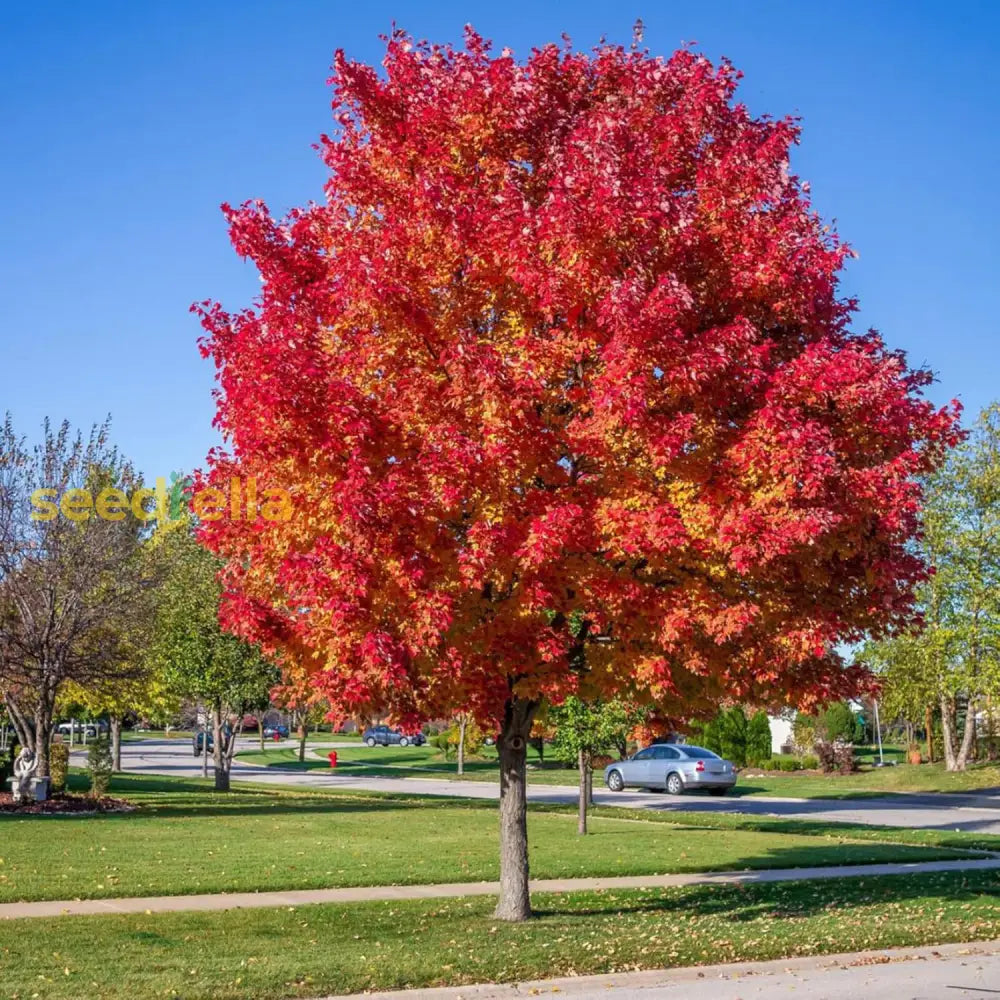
xmin=194 ymin=28 xmax=960 ymax=916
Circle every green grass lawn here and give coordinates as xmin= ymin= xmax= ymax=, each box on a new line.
xmin=121 ymin=729 xmax=194 ymax=742
xmin=305 ymin=730 xmax=362 ymax=742
xmin=2 ymin=869 xmax=1000 ymax=999
xmin=0 ymin=772 xmax=986 ymax=904
xmin=733 ymin=760 xmax=1000 ymax=798
xmin=237 ymin=742 xmax=1000 ymax=799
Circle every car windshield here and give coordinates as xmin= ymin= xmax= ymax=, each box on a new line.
xmin=677 ymin=745 xmax=720 ymax=759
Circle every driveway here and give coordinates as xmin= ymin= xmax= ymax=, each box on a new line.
xmin=113 ymin=738 xmax=1000 ymax=834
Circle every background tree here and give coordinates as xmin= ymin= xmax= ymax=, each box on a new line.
xmin=819 ymin=701 xmax=860 ymax=744
xmin=862 ymin=634 xmax=937 ymax=760
xmin=195 ymin=30 xmax=958 ymax=918
xmin=62 ymin=669 xmax=178 ymax=771
xmin=449 ymin=714 xmax=484 ymax=774
xmin=550 ymin=696 xmax=645 ymax=833
xmin=272 ymin=677 xmax=330 ymax=762
xmin=149 ymin=524 xmax=279 ymax=790
xmin=860 ymin=405 xmax=1000 ymax=770
xmin=0 ymin=416 xmax=154 ymax=778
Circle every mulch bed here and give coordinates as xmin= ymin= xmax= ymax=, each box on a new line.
xmin=0 ymin=792 xmax=134 ymax=815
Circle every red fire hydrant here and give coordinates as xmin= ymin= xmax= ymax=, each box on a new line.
xmin=328 ymin=750 xmax=338 ymax=768
xmin=273 ymin=732 xmax=280 ymax=741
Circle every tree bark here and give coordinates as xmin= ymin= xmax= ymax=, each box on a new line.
xmin=941 ymin=695 xmax=963 ymax=771
xmin=494 ymin=696 xmax=538 ymax=922
xmin=298 ymin=715 xmax=308 ymax=763
xmin=32 ymin=701 xmax=53 ymax=779
xmin=458 ymin=716 xmax=467 ymax=776
xmin=110 ymin=715 xmax=122 ymax=772
xmin=5 ymin=695 xmax=35 ymax=754
xmin=956 ymin=700 xmax=977 ymax=770
xmin=577 ymin=748 xmax=588 ymax=835
xmin=212 ymin=704 xmax=230 ymax=792
xmin=925 ymin=704 xmax=935 ymax=763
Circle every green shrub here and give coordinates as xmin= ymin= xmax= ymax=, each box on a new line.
xmin=717 ymin=707 xmax=749 ymax=767
xmin=820 ymin=702 xmax=859 ymax=744
xmin=778 ymin=757 xmax=801 ymax=771
xmin=433 ymin=732 xmax=452 ymax=757
xmin=49 ymin=741 xmax=70 ymax=793
xmin=746 ymin=710 xmax=772 ymax=767
xmin=802 ymin=754 xmax=819 ymax=770
xmin=87 ymin=737 xmax=114 ymax=797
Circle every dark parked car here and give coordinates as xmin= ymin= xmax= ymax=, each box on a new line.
xmin=362 ymin=725 xmax=426 ymax=748
xmin=262 ymin=724 xmax=290 ymax=738
xmin=192 ymin=725 xmax=233 ymax=756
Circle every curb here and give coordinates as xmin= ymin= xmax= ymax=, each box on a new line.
xmin=315 ymin=939 xmax=1000 ymax=999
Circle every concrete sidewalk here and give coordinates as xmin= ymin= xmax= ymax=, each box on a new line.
xmin=4 ymin=856 xmax=1000 ymax=920
xmin=317 ymin=940 xmax=1000 ymax=999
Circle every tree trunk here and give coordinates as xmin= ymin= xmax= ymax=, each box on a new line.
xmin=212 ymin=704 xmax=230 ymax=792
xmin=956 ymin=701 xmax=977 ymax=770
xmin=458 ymin=716 xmax=467 ymax=776
xmin=577 ymin=748 xmax=588 ymax=835
xmin=941 ymin=695 xmax=960 ymax=771
xmin=298 ymin=715 xmax=308 ymax=763
xmin=586 ymin=762 xmax=594 ymax=806
xmin=5 ymin=695 xmax=35 ymax=754
xmin=110 ymin=715 xmax=122 ymax=772
xmin=259 ymin=718 xmax=265 ymax=751
xmin=925 ymin=704 xmax=935 ymax=763
xmin=494 ymin=696 xmax=538 ymax=922
xmin=32 ymin=702 xmax=53 ymax=779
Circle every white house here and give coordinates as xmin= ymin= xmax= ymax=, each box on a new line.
xmin=768 ymin=714 xmax=795 ymax=755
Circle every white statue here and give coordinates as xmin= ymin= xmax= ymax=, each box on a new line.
xmin=10 ymin=747 xmax=37 ymax=803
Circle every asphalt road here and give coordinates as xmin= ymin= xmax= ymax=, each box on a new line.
xmin=320 ymin=942 xmax=1000 ymax=1000
xmin=115 ymin=738 xmax=1000 ymax=834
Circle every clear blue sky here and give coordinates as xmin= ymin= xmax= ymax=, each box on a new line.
xmin=1 ymin=1 xmax=997 ymax=479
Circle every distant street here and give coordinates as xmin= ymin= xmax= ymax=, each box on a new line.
xmin=113 ymin=738 xmax=1000 ymax=835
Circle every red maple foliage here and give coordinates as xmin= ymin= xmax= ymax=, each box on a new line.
xmin=195 ymin=28 xmax=959 ymax=918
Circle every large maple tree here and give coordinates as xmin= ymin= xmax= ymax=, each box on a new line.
xmin=196 ymin=29 xmax=959 ymax=919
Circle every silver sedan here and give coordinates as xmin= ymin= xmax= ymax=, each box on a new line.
xmin=603 ymin=743 xmax=736 ymax=795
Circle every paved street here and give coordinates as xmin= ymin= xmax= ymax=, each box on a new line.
xmin=116 ymin=738 xmax=1000 ymax=835
xmin=320 ymin=942 xmax=1000 ymax=999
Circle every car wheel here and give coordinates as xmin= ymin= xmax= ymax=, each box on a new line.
xmin=606 ymin=769 xmax=625 ymax=792
xmin=709 ymin=787 xmax=728 ymax=796
xmin=666 ymin=772 xmax=684 ymax=795
xmin=399 ymin=736 xmax=409 ymax=747
xmin=366 ymin=737 xmax=376 ymax=747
